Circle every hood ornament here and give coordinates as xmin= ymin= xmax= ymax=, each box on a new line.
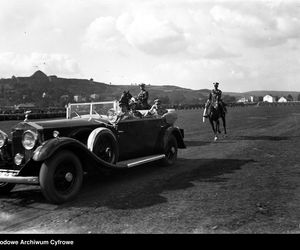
xmin=24 ymin=110 xmax=31 ymax=122
xmin=53 ymin=130 xmax=60 ymax=138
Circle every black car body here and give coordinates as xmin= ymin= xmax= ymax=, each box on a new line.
xmin=0 ymin=101 xmax=185 ymax=204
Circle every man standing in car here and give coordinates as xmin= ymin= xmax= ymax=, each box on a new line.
xmin=137 ymin=83 xmax=150 ymax=109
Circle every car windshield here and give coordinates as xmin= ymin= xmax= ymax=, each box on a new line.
xmin=66 ymin=101 xmax=119 ymax=119
xmin=66 ymin=101 xmax=177 ymax=125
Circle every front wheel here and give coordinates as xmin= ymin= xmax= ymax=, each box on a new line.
xmin=161 ymin=134 xmax=178 ymax=166
xmin=39 ymin=150 xmax=83 ymax=204
xmin=0 ymin=182 xmax=16 ymax=195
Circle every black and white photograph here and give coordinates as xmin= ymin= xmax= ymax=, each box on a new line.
xmin=0 ymin=0 xmax=300 ymax=237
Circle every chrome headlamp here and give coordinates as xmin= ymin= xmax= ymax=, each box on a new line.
xmin=22 ymin=130 xmax=38 ymax=150
xmin=0 ymin=130 xmax=8 ymax=148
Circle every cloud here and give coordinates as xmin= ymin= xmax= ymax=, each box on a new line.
xmin=204 ymin=46 xmax=239 ymax=59
xmin=1 ymin=0 xmax=300 ymax=91
xmin=0 ymin=52 xmax=81 ymax=78
xmin=83 ymin=16 xmax=121 ymax=50
xmin=83 ymin=2 xmax=189 ymax=55
xmin=210 ymin=3 xmax=300 ymax=48
xmin=83 ymin=1 xmax=300 ymax=58
xmin=116 ymin=9 xmax=187 ymax=55
xmin=0 ymin=0 xmax=44 ymax=32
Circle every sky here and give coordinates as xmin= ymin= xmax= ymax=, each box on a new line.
xmin=0 ymin=0 xmax=300 ymax=92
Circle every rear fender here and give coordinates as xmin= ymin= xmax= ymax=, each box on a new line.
xmin=163 ymin=127 xmax=186 ymax=149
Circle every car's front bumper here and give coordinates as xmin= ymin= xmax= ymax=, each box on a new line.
xmin=0 ymin=169 xmax=39 ymax=184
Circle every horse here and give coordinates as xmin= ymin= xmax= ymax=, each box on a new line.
xmin=118 ymin=91 xmax=133 ymax=110
xmin=118 ymin=91 xmax=150 ymax=110
xmin=206 ymin=101 xmax=227 ymax=141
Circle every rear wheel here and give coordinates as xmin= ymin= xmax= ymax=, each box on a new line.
xmin=0 ymin=182 xmax=16 ymax=194
xmin=161 ymin=134 xmax=178 ymax=166
xmin=39 ymin=150 xmax=83 ymax=204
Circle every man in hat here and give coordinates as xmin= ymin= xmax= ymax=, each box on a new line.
xmin=146 ymin=99 xmax=168 ymax=117
xmin=137 ymin=83 xmax=150 ymax=109
xmin=129 ymin=99 xmax=143 ymax=119
xmin=203 ymin=82 xmax=227 ymax=119
xmin=114 ymin=101 xmax=131 ymax=122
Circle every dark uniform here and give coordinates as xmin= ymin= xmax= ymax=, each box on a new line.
xmin=137 ymin=83 xmax=149 ymax=109
xmin=206 ymin=88 xmax=222 ymax=106
xmin=114 ymin=102 xmax=130 ymax=122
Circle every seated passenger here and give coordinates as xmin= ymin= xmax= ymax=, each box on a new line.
xmin=146 ymin=99 xmax=168 ymax=117
xmin=115 ymin=102 xmax=131 ymax=122
xmin=129 ymin=100 xmax=143 ymax=119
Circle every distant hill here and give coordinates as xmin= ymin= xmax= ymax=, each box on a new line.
xmin=0 ymin=71 xmax=299 ymax=107
xmin=224 ymin=90 xmax=300 ymax=101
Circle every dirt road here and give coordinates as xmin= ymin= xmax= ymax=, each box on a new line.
xmin=1 ymin=105 xmax=300 ymax=233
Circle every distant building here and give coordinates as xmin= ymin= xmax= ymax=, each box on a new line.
xmin=278 ymin=96 xmax=287 ymax=103
xmin=74 ymin=95 xmax=86 ymax=103
xmin=249 ymin=96 xmax=255 ymax=102
xmin=237 ymin=97 xmax=247 ymax=103
xmin=60 ymin=95 xmax=69 ymax=101
xmin=15 ymin=103 xmax=35 ymax=109
xmin=90 ymin=93 xmax=100 ymax=100
xmin=263 ymin=95 xmax=275 ymax=103
xmin=74 ymin=95 xmax=80 ymax=102
xmin=48 ymin=75 xmax=58 ymax=82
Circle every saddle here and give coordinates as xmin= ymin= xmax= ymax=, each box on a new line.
xmin=208 ymin=101 xmax=224 ymax=116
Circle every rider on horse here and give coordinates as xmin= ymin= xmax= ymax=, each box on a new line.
xmin=137 ymin=83 xmax=150 ymax=109
xmin=203 ymin=82 xmax=227 ymax=118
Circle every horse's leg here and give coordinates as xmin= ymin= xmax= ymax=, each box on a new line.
xmin=208 ymin=118 xmax=215 ymax=134
xmin=214 ymin=121 xmax=218 ymax=141
xmin=221 ymin=115 xmax=227 ymax=134
xmin=217 ymin=119 xmax=221 ymax=134
xmin=209 ymin=118 xmax=218 ymax=141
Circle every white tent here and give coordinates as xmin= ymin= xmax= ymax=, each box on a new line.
xmin=263 ymin=95 xmax=275 ymax=103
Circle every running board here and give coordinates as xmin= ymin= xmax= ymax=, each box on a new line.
xmin=116 ymin=154 xmax=165 ymax=168
xmin=0 ymin=175 xmax=39 ymax=184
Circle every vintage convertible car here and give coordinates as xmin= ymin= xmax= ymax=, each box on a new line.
xmin=0 ymin=101 xmax=185 ymax=204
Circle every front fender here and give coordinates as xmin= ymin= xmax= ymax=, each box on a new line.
xmin=32 ymin=137 xmax=124 ymax=170
xmin=32 ymin=137 xmax=82 ymax=162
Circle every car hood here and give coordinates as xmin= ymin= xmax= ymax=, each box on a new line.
xmin=13 ymin=117 xmax=111 ymax=131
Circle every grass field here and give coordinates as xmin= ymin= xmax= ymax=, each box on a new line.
xmin=1 ymin=105 xmax=300 ymax=233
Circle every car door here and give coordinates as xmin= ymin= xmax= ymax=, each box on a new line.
xmin=136 ymin=117 xmax=163 ymax=155
xmin=116 ymin=117 xmax=163 ymax=160
xmin=116 ymin=119 xmax=142 ymax=160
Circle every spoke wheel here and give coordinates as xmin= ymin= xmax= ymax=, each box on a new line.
xmin=92 ymin=130 xmax=118 ymax=164
xmin=39 ymin=150 xmax=83 ymax=204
